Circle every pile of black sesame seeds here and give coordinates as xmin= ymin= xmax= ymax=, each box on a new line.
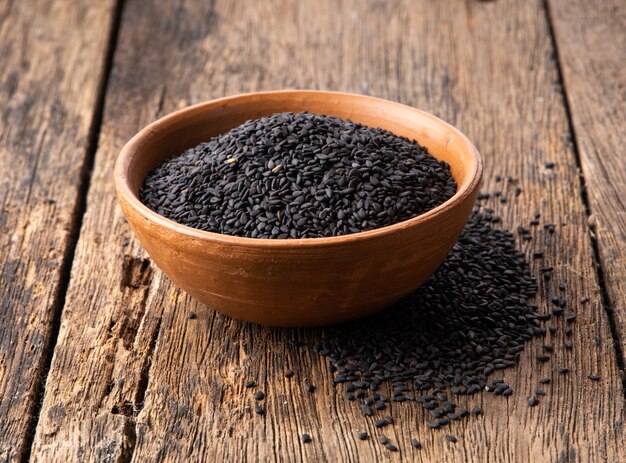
xmin=140 ymin=112 xmax=456 ymax=238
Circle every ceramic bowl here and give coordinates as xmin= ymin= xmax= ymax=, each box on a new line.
xmin=114 ymin=90 xmax=482 ymax=326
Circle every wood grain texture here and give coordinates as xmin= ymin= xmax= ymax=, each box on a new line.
xmin=32 ymin=0 xmax=625 ymax=462
xmin=547 ymin=0 xmax=626 ymax=360
xmin=0 ymin=1 xmax=117 ymax=460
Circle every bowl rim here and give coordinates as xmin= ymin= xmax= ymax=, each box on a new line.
xmin=114 ymin=90 xmax=483 ymax=248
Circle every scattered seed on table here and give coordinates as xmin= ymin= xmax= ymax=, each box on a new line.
xmin=374 ymin=419 xmax=386 ymax=428
xmin=305 ymin=383 xmax=316 ymax=393
xmin=244 ymin=380 xmax=256 ymax=388
xmin=285 ymin=370 xmax=295 ymax=378
xmin=446 ymin=435 xmax=458 ymax=443
xmin=565 ymin=327 xmax=573 ymax=336
xmin=254 ymin=391 xmax=265 ymax=401
xmin=566 ymin=314 xmax=577 ymax=323
xmin=535 ymin=387 xmax=546 ymax=396
xmin=427 ymin=420 xmax=440 ymax=429
xmin=385 ymin=443 xmax=398 ymax=452
xmin=537 ymin=355 xmax=551 ymax=362
xmin=458 ymin=408 xmax=469 ymax=418
xmin=358 ymin=431 xmax=368 ymax=440
xmin=383 ymin=416 xmax=394 ymax=424
xmin=544 ymin=162 xmax=555 ymax=169
xmin=411 ymin=438 xmax=422 ymax=449
xmin=580 ymin=296 xmax=590 ymax=303
xmin=301 ymin=433 xmax=312 ymax=443
xmin=503 ymin=387 xmax=513 ymax=396
xmin=254 ymin=405 xmax=264 ymax=415
xmin=543 ymin=344 xmax=554 ymax=353
xmin=471 ymin=406 xmax=482 ymax=415
xmin=549 ymin=326 xmax=557 ymax=334
xmin=539 ymin=377 xmax=552 ymax=384
xmin=375 ymin=401 xmax=386 ymax=410
xmin=528 ymin=397 xmax=539 ymax=407
xmin=360 ymin=405 xmax=373 ymax=416
xmin=564 ymin=341 xmax=573 ymax=350
xmin=379 ymin=435 xmax=389 ymax=445
xmin=187 ymin=311 xmax=196 ymax=320
xmin=559 ymin=367 xmax=570 ymax=374
xmin=588 ymin=374 xmax=601 ymax=381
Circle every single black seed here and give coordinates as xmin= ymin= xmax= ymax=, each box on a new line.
xmin=385 ymin=443 xmax=398 ymax=452
xmin=543 ymin=344 xmax=554 ymax=353
xmin=535 ymin=387 xmax=546 ymax=396
xmin=549 ymin=326 xmax=558 ymax=334
xmin=254 ymin=391 xmax=265 ymax=401
xmin=187 ymin=311 xmax=197 ymax=319
xmin=471 ymin=406 xmax=482 ymax=415
xmin=566 ymin=314 xmax=577 ymax=323
xmin=305 ymin=383 xmax=316 ymax=393
xmin=374 ymin=419 xmax=386 ymax=428
xmin=559 ymin=367 xmax=570 ymax=374
xmin=254 ymin=405 xmax=264 ymax=415
xmin=301 ymin=433 xmax=312 ymax=443
xmin=383 ymin=415 xmax=394 ymax=424
xmin=285 ymin=370 xmax=295 ymax=378
xmin=446 ymin=435 xmax=458 ymax=443
xmin=539 ymin=377 xmax=552 ymax=384
xmin=503 ymin=387 xmax=513 ymax=396
xmin=358 ymin=431 xmax=368 ymax=440
xmin=360 ymin=405 xmax=373 ymax=416
xmin=528 ymin=397 xmax=539 ymax=407
xmin=379 ymin=435 xmax=389 ymax=445
xmin=564 ymin=341 xmax=573 ymax=350
xmin=544 ymin=162 xmax=555 ymax=169
xmin=411 ymin=438 xmax=422 ymax=449
xmin=565 ymin=327 xmax=573 ymax=336
xmin=244 ymin=380 xmax=256 ymax=388
xmin=588 ymin=374 xmax=601 ymax=381
xmin=580 ymin=296 xmax=590 ymax=303
xmin=537 ymin=355 xmax=551 ymax=362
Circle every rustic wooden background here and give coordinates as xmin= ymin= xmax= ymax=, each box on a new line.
xmin=1 ymin=0 xmax=624 ymax=461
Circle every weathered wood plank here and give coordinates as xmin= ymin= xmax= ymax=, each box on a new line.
xmin=0 ymin=1 xmax=118 ymax=460
xmin=32 ymin=0 xmax=625 ymax=462
xmin=547 ymin=0 xmax=626 ymax=361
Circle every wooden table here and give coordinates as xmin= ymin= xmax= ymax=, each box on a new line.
xmin=1 ymin=0 xmax=624 ymax=461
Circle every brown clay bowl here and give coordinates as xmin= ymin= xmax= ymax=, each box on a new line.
xmin=114 ymin=90 xmax=482 ymax=327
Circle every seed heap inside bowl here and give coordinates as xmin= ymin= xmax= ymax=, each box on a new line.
xmin=140 ymin=112 xmax=456 ymax=238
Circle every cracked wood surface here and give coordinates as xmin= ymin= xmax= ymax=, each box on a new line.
xmin=0 ymin=1 xmax=118 ymax=460
xmin=28 ymin=0 xmax=625 ymax=462
xmin=547 ymin=0 xmax=626 ymax=361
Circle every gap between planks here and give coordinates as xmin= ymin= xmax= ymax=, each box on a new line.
xmin=542 ymin=0 xmax=626 ymax=396
xmin=19 ymin=1 xmax=128 ymax=462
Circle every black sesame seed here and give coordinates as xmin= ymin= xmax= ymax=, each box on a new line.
xmin=245 ymin=380 xmax=256 ymax=388
xmin=187 ymin=311 xmax=197 ymax=319
xmin=141 ymin=112 xmax=456 ymax=239
xmin=305 ymin=383 xmax=316 ymax=393
xmin=301 ymin=433 xmax=312 ymax=443
xmin=535 ymin=387 xmax=546 ymax=396
xmin=588 ymin=374 xmax=600 ymax=381
xmin=564 ymin=341 xmax=573 ymax=350
xmin=537 ymin=355 xmax=551 ymax=362
xmin=528 ymin=397 xmax=539 ymax=407
xmin=558 ymin=367 xmax=570 ymax=374
xmin=358 ymin=431 xmax=368 ymax=440
xmin=445 ymin=435 xmax=458 ymax=443
xmin=254 ymin=405 xmax=264 ymax=415
xmin=385 ymin=443 xmax=399 ymax=452
xmin=254 ymin=391 xmax=265 ymax=401
xmin=374 ymin=419 xmax=386 ymax=428
xmin=411 ymin=438 xmax=422 ymax=449
xmin=379 ymin=435 xmax=389 ymax=444
xmin=471 ymin=406 xmax=482 ymax=415
xmin=285 ymin=369 xmax=295 ymax=378
xmin=539 ymin=377 xmax=552 ymax=384
xmin=544 ymin=162 xmax=555 ymax=169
